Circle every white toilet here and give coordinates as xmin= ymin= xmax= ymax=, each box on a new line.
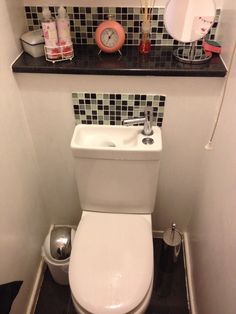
xmin=69 ymin=124 xmax=162 ymax=314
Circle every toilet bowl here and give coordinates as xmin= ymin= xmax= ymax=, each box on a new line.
xmin=69 ymin=211 xmax=154 ymax=314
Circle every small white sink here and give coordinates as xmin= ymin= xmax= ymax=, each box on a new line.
xmin=71 ymin=125 xmax=162 ymax=160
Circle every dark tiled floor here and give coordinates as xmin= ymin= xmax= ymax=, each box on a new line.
xmin=35 ymin=238 xmax=190 ymax=314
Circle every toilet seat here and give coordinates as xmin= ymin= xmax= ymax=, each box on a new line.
xmin=69 ymin=212 xmax=153 ymax=314
xmin=71 ymin=275 xmax=153 ymax=314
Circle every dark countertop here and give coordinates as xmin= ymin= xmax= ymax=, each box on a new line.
xmin=12 ymin=45 xmax=227 ymax=77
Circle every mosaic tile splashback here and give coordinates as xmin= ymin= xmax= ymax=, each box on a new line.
xmin=72 ymin=92 xmax=166 ymax=127
xmin=25 ymin=6 xmax=220 ymax=46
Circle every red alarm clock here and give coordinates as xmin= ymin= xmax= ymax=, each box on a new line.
xmin=95 ymin=16 xmax=126 ymax=54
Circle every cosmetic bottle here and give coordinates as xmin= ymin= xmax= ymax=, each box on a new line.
xmin=56 ymin=6 xmax=73 ymax=58
xmin=139 ymin=20 xmax=151 ymax=54
xmin=41 ymin=7 xmax=60 ymax=60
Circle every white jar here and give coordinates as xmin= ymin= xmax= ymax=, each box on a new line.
xmin=21 ymin=30 xmax=45 ymax=58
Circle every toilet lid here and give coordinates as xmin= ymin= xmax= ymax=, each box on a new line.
xmin=69 ymin=212 xmax=153 ymax=314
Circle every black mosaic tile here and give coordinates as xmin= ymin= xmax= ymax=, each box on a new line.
xmin=35 ymin=238 xmax=190 ymax=314
xmin=72 ymin=93 xmax=166 ymax=126
xmin=24 ymin=6 xmax=220 ymax=46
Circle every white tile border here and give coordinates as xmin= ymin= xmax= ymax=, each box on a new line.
xmin=152 ymin=230 xmax=164 ymax=238
xmin=26 ymin=258 xmax=46 ymax=314
xmin=182 ymin=232 xmax=197 ymax=314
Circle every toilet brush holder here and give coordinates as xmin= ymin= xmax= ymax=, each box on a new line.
xmin=157 ymin=223 xmax=182 ymax=297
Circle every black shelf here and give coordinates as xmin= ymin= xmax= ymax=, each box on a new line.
xmin=12 ymin=45 xmax=227 ymax=77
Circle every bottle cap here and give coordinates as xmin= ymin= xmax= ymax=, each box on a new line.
xmin=42 ymin=7 xmax=51 ymax=20
xmin=142 ymin=20 xmax=151 ymax=33
xmin=58 ymin=6 xmax=67 ymax=18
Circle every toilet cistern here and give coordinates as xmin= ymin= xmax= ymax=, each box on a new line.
xmin=123 ymin=107 xmax=153 ymax=136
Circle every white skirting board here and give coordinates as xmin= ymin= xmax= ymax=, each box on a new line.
xmin=182 ymin=232 xmax=197 ymax=314
xmin=152 ymin=230 xmax=164 ymax=238
xmin=26 ymin=258 xmax=46 ymax=314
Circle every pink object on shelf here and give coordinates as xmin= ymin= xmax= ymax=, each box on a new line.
xmin=42 ymin=7 xmax=61 ymax=60
xmin=203 ymin=40 xmax=222 ymax=54
xmin=139 ymin=40 xmax=151 ymax=54
xmin=95 ymin=19 xmax=125 ymax=53
xmin=56 ymin=6 xmax=73 ymax=59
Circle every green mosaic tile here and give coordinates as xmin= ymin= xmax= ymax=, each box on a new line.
xmin=133 ymin=8 xmax=140 ymax=14
xmin=67 ymin=7 xmax=73 ymax=14
xmin=72 ymin=93 xmax=78 ymax=98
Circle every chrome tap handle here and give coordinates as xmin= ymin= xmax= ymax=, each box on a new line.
xmin=123 ymin=107 xmax=153 ymax=136
xmin=142 ymin=107 xmax=153 ymax=136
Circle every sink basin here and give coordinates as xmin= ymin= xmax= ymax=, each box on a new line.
xmin=71 ymin=125 xmax=162 ymax=160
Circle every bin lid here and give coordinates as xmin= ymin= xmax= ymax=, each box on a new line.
xmin=42 ymin=227 xmax=75 ymax=264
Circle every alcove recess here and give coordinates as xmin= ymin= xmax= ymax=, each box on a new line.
xmin=12 ymin=5 xmax=227 ymax=77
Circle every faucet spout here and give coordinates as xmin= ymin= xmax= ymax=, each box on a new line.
xmin=122 ymin=107 xmax=153 ymax=136
xmin=123 ymin=117 xmax=146 ymax=126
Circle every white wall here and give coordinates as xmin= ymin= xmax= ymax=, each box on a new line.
xmin=187 ymin=0 xmax=236 ymax=313
xmin=216 ymin=0 xmax=236 ymax=66
xmin=0 ymin=1 xmax=49 ymax=313
xmin=187 ymin=46 xmax=236 ymax=314
xmin=23 ymin=0 xmax=171 ymax=7
xmin=23 ymin=0 xmax=224 ymax=8
xmin=16 ymin=74 xmax=225 ymax=231
xmin=16 ymin=74 xmax=81 ymax=225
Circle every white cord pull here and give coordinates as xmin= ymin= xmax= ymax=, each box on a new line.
xmin=205 ymin=141 xmax=213 ymax=151
xmin=204 ymin=42 xmax=236 ymax=151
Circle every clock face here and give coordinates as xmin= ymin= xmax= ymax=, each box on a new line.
xmin=100 ymin=28 xmax=119 ymax=48
xmin=95 ymin=20 xmax=126 ymax=53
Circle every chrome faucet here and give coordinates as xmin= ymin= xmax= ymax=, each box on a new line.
xmin=123 ymin=107 xmax=153 ymax=136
